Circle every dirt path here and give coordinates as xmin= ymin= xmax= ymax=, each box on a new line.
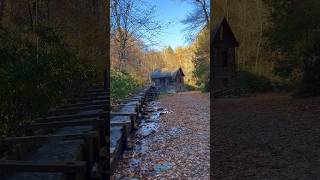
xmin=113 ymin=91 xmax=210 ymax=179
xmin=212 ymin=93 xmax=320 ymax=179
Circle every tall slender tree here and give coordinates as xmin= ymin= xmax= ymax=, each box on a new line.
xmin=180 ymin=0 xmax=210 ymax=40
xmin=110 ymin=0 xmax=163 ymax=70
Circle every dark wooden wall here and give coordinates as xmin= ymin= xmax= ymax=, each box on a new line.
xmin=212 ymin=24 xmax=237 ymax=93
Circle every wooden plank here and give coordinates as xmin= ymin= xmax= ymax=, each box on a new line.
xmin=82 ymin=92 xmax=107 ymax=97
xmin=27 ymin=118 xmax=103 ymax=130
xmin=112 ymin=104 xmax=138 ymax=108
xmin=109 ymin=126 xmax=126 ymax=174
xmin=85 ymin=88 xmax=105 ymax=93
xmin=0 ymin=132 xmax=98 ymax=145
xmin=116 ymin=102 xmax=140 ymax=107
xmin=0 ymin=160 xmax=86 ymax=172
xmin=120 ymin=99 xmax=141 ymax=104
xmin=111 ymin=104 xmax=138 ymax=112
xmin=122 ymin=99 xmax=143 ymax=103
xmin=110 ymin=121 xmax=131 ymax=127
xmin=38 ymin=111 xmax=135 ymax=123
xmin=37 ymin=111 xmax=105 ymax=122
xmin=80 ymin=95 xmax=109 ymax=102
xmin=110 ymin=112 xmax=137 ymax=117
xmin=52 ymin=104 xmax=106 ymax=115
xmin=60 ymin=100 xmax=108 ymax=109
xmin=123 ymin=96 xmax=144 ymax=100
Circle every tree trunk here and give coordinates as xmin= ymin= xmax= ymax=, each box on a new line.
xmin=0 ymin=0 xmax=5 ymax=22
xmin=28 ymin=1 xmax=34 ymax=30
xmin=255 ymin=0 xmax=264 ymax=74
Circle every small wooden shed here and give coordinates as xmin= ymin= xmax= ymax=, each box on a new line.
xmin=151 ymin=67 xmax=185 ymax=92
xmin=211 ymin=17 xmax=239 ymax=95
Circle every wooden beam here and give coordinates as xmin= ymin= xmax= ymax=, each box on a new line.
xmin=0 ymin=132 xmax=98 ymax=145
xmin=112 ymin=104 xmax=138 ymax=108
xmin=80 ymin=96 xmax=108 ymax=102
xmin=37 ymin=111 xmax=105 ymax=122
xmin=111 ymin=104 xmax=138 ymax=112
xmin=116 ymin=102 xmax=140 ymax=106
xmin=27 ymin=118 xmax=103 ymax=130
xmin=123 ymin=96 xmax=144 ymax=100
xmin=110 ymin=112 xmax=137 ymax=117
xmin=0 ymin=160 xmax=86 ymax=172
xmin=52 ymin=105 xmax=106 ymax=115
xmin=85 ymin=88 xmax=105 ymax=93
xmin=60 ymin=100 xmax=108 ymax=109
xmin=110 ymin=121 xmax=131 ymax=127
xmin=37 ymin=111 xmax=135 ymax=123
xmin=82 ymin=92 xmax=107 ymax=97
xmin=122 ymin=99 xmax=143 ymax=103
xmin=120 ymin=99 xmax=141 ymax=104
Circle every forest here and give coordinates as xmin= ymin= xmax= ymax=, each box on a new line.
xmin=0 ymin=0 xmax=106 ymax=137
xmin=111 ymin=0 xmax=320 ymax=98
xmin=213 ymin=0 xmax=320 ymax=96
xmin=0 ymin=0 xmax=319 ymax=135
xmin=110 ymin=0 xmax=210 ymax=97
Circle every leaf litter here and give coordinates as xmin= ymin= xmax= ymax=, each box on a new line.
xmin=112 ymin=91 xmax=210 ymax=179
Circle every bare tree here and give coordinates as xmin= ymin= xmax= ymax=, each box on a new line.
xmin=214 ymin=0 xmax=270 ymax=74
xmin=180 ymin=0 xmax=210 ymax=40
xmin=110 ymin=0 xmax=163 ymax=70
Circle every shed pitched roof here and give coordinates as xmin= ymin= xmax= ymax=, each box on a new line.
xmin=151 ymin=67 xmax=184 ymax=79
xmin=211 ymin=17 xmax=239 ymax=48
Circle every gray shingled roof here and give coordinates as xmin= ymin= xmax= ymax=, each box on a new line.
xmin=151 ymin=68 xmax=184 ymax=79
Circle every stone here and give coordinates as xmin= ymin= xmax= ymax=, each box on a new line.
xmin=154 ymin=162 xmax=173 ymax=172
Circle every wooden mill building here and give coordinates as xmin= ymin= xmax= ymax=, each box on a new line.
xmin=151 ymin=67 xmax=185 ymax=92
xmin=211 ymin=17 xmax=240 ymax=95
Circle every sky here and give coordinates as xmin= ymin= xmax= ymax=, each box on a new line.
xmin=150 ymin=0 xmax=194 ymax=51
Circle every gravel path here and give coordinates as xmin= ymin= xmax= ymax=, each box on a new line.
xmin=113 ymin=91 xmax=210 ymax=179
xmin=212 ymin=93 xmax=320 ymax=179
